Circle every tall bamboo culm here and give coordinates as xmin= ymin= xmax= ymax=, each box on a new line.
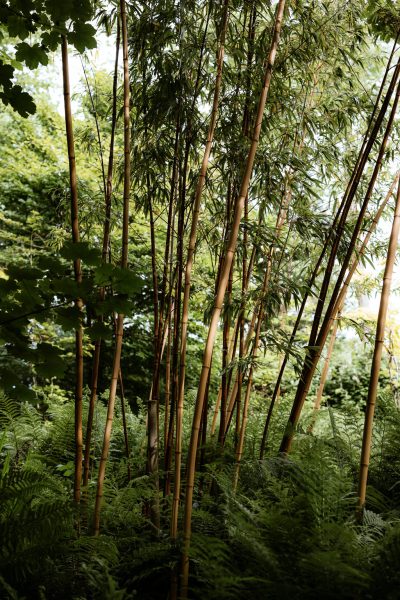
xmin=180 ymin=2 xmax=286 ymax=597
xmin=83 ymin=19 xmax=121 ymax=490
xmin=260 ymin=45 xmax=400 ymax=458
xmin=279 ymin=62 xmax=400 ymax=455
xmin=357 ymin=175 xmax=400 ymax=518
xmin=61 ymin=36 xmax=83 ymax=505
xmin=170 ymin=0 xmax=230 ymax=540
xmin=93 ymin=0 xmax=130 ymax=535
xmin=309 ymin=172 xmax=400 ymax=423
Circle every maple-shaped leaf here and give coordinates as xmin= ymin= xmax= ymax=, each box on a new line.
xmin=15 ymin=42 xmax=49 ymax=69
xmin=0 ymin=84 xmax=36 ymax=117
xmin=68 ymin=22 xmax=97 ymax=53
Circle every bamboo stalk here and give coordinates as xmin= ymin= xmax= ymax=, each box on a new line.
xmin=147 ymin=190 xmax=161 ymax=525
xmin=170 ymin=0 xmax=230 ymax=540
xmin=309 ymin=171 xmax=400 ymax=426
xmin=164 ymin=218 xmax=178 ymax=498
xmin=224 ymin=306 xmax=257 ymax=432
xmin=261 ymin=54 xmax=400 ymax=458
xmin=165 ymin=157 xmax=189 ymax=498
xmin=219 ymin=214 xmax=234 ymax=444
xmin=307 ymin=34 xmax=398 ymax=347
xmin=93 ymin=0 xmax=130 ymax=535
xmin=210 ymin=224 xmax=257 ymax=437
xmin=357 ymin=174 xmax=400 ymax=518
xmin=150 ymin=127 xmax=179 ymax=499
xmin=61 ymin=35 xmax=83 ymax=505
xmin=236 ymin=194 xmax=248 ymax=449
xmin=279 ymin=66 xmax=400 ymax=455
xmin=164 ymin=301 xmax=173 ymax=452
xmin=231 ymin=3 xmax=255 ymax=448
xmin=83 ymin=19 xmax=120 ymax=490
xmin=231 ymin=202 xmax=290 ymax=466
xmin=180 ymin=2 xmax=286 ymax=595
xmin=260 ymin=175 xmax=398 ymax=456
xmin=233 ymin=257 xmax=271 ymax=489
xmin=164 ymin=261 xmax=183 ymax=498
xmin=308 ymin=317 xmax=339 ymax=427
xmin=149 ymin=196 xmax=159 ymax=343
xmin=227 ymin=166 xmax=292 ymax=448
xmin=331 ymin=172 xmax=400 ymax=321
xmin=118 ymin=369 xmax=131 ymax=481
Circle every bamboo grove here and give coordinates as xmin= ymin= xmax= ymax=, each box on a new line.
xmin=2 ymin=0 xmax=400 ymax=598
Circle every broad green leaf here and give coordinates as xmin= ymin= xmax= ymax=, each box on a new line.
xmin=86 ymin=321 xmax=113 ymax=341
xmin=56 ymin=305 xmax=82 ymax=330
xmin=95 ymin=295 xmax=134 ymax=316
xmin=35 ymin=342 xmax=67 ymax=378
xmin=15 ymin=42 xmax=49 ymax=69
xmin=11 ymin=383 xmax=37 ymax=403
xmin=41 ymin=30 xmax=61 ymax=51
xmin=52 ymin=278 xmax=81 ymax=297
xmin=113 ymin=269 xmax=142 ymax=295
xmin=94 ymin=264 xmax=142 ymax=295
xmin=7 ymin=16 xmax=31 ymax=40
xmin=7 ymin=265 xmax=43 ymax=281
xmin=68 ymin=22 xmax=97 ymax=53
xmin=0 ymin=84 xmax=36 ymax=117
xmin=0 ymin=60 xmax=14 ymax=88
xmin=37 ymin=255 xmax=64 ymax=271
xmin=61 ymin=241 xmax=101 ymax=266
xmin=94 ymin=263 xmax=115 ymax=286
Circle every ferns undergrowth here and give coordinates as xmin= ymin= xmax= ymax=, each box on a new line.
xmin=1 ymin=390 xmax=400 ymax=599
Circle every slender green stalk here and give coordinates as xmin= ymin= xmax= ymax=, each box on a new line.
xmin=61 ymin=35 xmax=83 ymax=505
